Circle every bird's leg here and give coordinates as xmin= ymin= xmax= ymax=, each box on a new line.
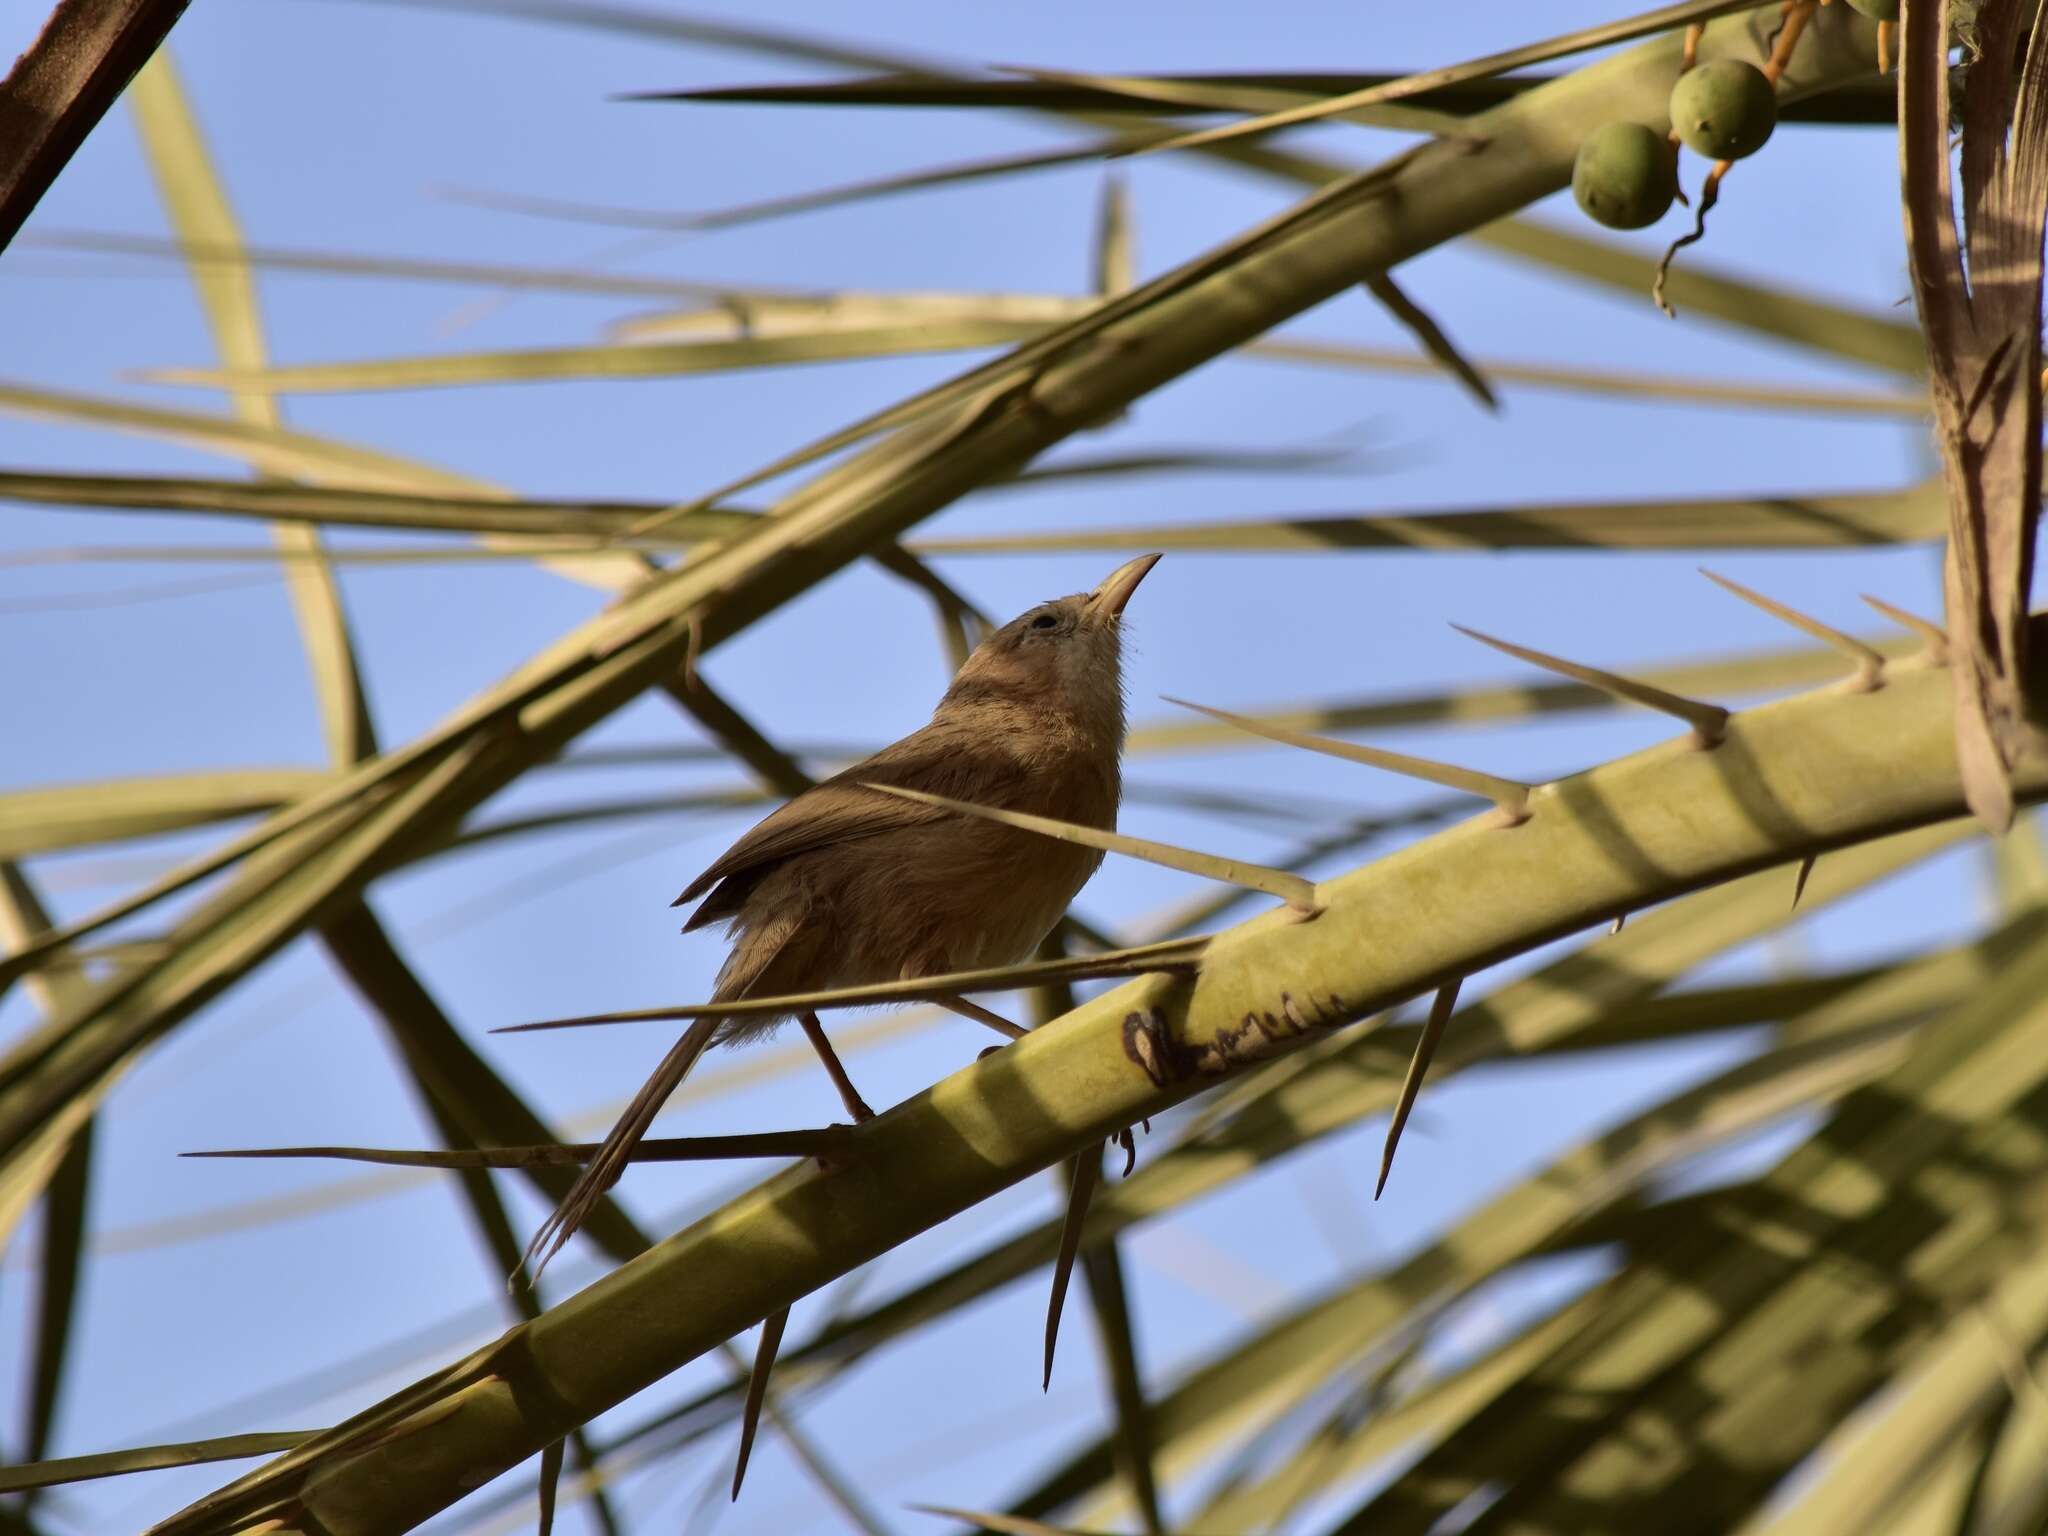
xmin=798 ymin=1012 xmax=876 ymax=1123
xmin=938 ymin=993 xmax=1028 ymax=1041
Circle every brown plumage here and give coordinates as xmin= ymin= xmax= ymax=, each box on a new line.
xmin=521 ymin=554 xmax=1161 ymax=1277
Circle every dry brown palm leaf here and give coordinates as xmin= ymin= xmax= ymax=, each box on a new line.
xmin=1900 ymin=0 xmax=2048 ymax=831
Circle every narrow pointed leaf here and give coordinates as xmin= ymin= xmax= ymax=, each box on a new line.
xmin=493 ymin=939 xmax=1208 ymax=1034
xmin=677 ymin=69 xmax=1898 ymax=124
xmin=451 ymin=134 xmax=1155 ymax=234
xmin=1361 ymin=271 xmax=1495 ymax=410
xmin=135 ymin=306 xmax=1928 ymax=416
xmin=183 ymin=1131 xmax=853 ymax=1168
xmin=0 ymin=768 xmax=325 ymax=861
xmin=916 ymin=484 xmax=1948 ymax=555
xmin=0 ymin=866 xmax=98 ymax=1498
xmin=1122 ymin=0 xmax=1766 ymax=157
xmin=0 ymin=382 xmax=647 ymax=590
xmin=0 ymin=1433 xmax=311 ymax=1495
xmin=536 ymin=1438 xmax=563 ymax=1535
xmin=871 ymin=543 xmax=991 ymax=672
xmin=141 ymin=322 xmax=1053 ymax=394
xmin=662 ymin=668 xmax=814 ymax=798
xmin=1128 ymin=632 xmax=1914 ymax=752
xmin=1074 ymin=1188 xmax=1163 ymax=1535
xmin=731 ymin=1307 xmax=790 ymax=1501
xmin=1864 ymin=593 xmax=1951 ymax=660
xmin=1045 ymin=1144 xmax=1102 ymax=1391
xmin=1471 ymin=216 xmax=1926 ymax=375
xmin=28 ymin=225 xmax=765 ymax=299
xmin=608 ymin=290 xmax=1083 ymax=343
xmin=1165 ymin=697 xmax=1530 ymax=819
xmin=912 ymin=1507 xmax=1122 ymax=1536
xmin=1248 ymin=334 xmax=1925 ymax=414
xmin=5 ymin=540 xmax=672 ymax=568
xmin=381 ymin=0 xmax=927 ymax=78
xmin=25 ymin=1119 xmax=92 ymax=1470
xmin=1453 ymin=623 xmax=1732 ymax=742
xmin=862 ymin=783 xmax=1320 ymax=909
xmin=0 ymin=1066 xmax=108 ymax=1266
xmin=129 ymin=49 xmax=378 ymax=767
xmin=0 ymin=380 xmax=496 ymax=490
xmin=1093 ymin=175 xmax=1134 ymax=296
xmin=0 ymin=864 xmax=103 ymax=1265
xmin=0 ymin=468 xmax=754 ymax=539
xmin=1701 ymin=567 xmax=1886 ymax=684
xmin=1010 ymin=63 xmax=1472 ymax=138
xmin=0 ymin=444 xmax=1368 ymax=538
xmin=1376 ymin=976 xmax=1460 ymax=1198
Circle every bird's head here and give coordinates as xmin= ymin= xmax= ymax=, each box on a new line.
xmin=938 ymin=554 xmax=1161 ymax=743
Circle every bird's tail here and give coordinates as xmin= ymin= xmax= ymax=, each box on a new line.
xmin=519 ymin=1014 xmax=722 ymax=1285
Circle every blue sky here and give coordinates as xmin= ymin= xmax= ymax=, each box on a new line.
xmin=0 ymin=3 xmax=1995 ymax=1532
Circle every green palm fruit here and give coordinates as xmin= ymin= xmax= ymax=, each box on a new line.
xmin=1668 ymin=59 xmax=1779 ymax=160
xmin=1571 ymin=121 xmax=1678 ymax=229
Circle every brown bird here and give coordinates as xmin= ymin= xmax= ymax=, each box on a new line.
xmin=522 ymin=553 xmax=1161 ymax=1276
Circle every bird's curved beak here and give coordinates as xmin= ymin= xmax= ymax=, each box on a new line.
xmin=1088 ymin=553 xmax=1162 ymax=619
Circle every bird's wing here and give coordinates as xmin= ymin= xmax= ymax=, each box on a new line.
xmin=672 ymin=727 xmax=1027 ymax=916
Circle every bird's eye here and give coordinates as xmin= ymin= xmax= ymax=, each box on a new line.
xmin=1031 ymin=613 xmax=1059 ymax=631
